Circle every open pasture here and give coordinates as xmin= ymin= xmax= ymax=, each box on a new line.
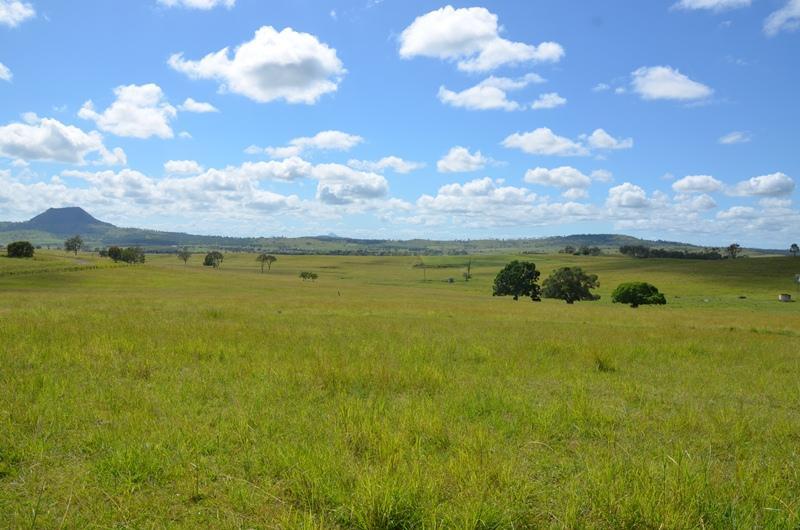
xmin=1 ymin=252 xmax=799 ymax=528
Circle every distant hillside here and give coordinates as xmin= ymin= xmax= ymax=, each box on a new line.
xmin=0 ymin=207 xmax=782 ymax=255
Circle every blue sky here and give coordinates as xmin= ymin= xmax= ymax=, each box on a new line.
xmin=0 ymin=0 xmax=798 ymax=246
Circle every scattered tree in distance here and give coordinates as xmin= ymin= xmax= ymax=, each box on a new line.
xmin=299 ymin=271 xmax=318 ymax=281
xmin=203 ymin=251 xmax=224 ymax=269
xmin=177 ymin=248 xmax=192 ymax=265
xmin=790 ymin=243 xmax=799 ymax=257
xmin=64 ymin=235 xmax=83 ymax=256
xmin=726 ymin=243 xmax=742 ymax=259
xmin=256 ymin=253 xmax=277 ymax=273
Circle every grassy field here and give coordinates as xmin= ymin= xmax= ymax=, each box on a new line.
xmin=1 ymin=251 xmax=799 ymax=528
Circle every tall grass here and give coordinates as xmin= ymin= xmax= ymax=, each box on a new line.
xmin=0 ymin=252 xmax=798 ymax=527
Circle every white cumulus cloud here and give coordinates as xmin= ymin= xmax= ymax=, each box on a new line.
xmin=178 ymin=98 xmax=219 ymax=113
xmin=524 ymin=166 xmax=591 ymax=198
xmin=631 ymin=66 xmax=713 ymax=101
xmin=168 ymin=26 xmax=345 ymax=104
xmin=79 ymin=84 xmax=177 ymax=139
xmin=730 ymin=172 xmax=795 ymax=196
xmin=438 ymin=73 xmax=544 ymax=111
xmin=437 ymin=146 xmax=489 ymax=173
xmin=399 ymin=5 xmax=564 ymax=72
xmin=502 ymin=128 xmax=589 ymax=157
xmin=164 ymin=160 xmax=204 ymax=175
xmin=0 ymin=115 xmax=126 ymax=165
xmin=717 ymin=206 xmax=757 ymax=219
xmin=0 ymin=62 xmax=10 ymax=82
xmin=607 ymin=182 xmax=651 ymax=209
xmin=531 ymin=92 xmax=567 ymax=110
xmin=312 ymin=163 xmax=389 ymax=205
xmin=586 ymin=128 xmax=633 ymax=150
xmin=672 ymin=175 xmax=724 ymax=193
xmin=347 ymin=156 xmax=424 ymax=174
xmin=0 ymin=0 xmax=35 ymax=27
xmin=253 ymin=130 xmax=363 ymax=159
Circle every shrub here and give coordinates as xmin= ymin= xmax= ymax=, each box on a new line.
xmin=299 ymin=271 xmax=318 ymax=281
xmin=203 ymin=251 xmax=224 ymax=268
xmin=542 ymin=267 xmax=600 ymax=304
xmin=492 ymin=260 xmax=541 ymax=301
xmin=120 ymin=247 xmax=145 ymax=264
xmin=7 ymin=241 xmax=34 ymax=258
xmin=612 ymin=282 xmax=667 ymax=308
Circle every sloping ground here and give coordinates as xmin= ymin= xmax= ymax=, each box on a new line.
xmin=1 ymin=253 xmax=799 ymax=527
xmin=0 ymin=253 xmax=114 ymax=276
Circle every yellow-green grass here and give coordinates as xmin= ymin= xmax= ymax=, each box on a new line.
xmin=1 ymin=251 xmax=799 ymax=528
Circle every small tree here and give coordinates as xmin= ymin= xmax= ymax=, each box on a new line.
xmin=542 ymin=267 xmax=600 ymax=304
xmin=256 ymin=253 xmax=277 ymax=273
xmin=492 ymin=260 xmax=541 ymax=301
xmin=107 ymin=246 xmax=123 ymax=262
xmin=612 ymin=282 xmax=667 ymax=308
xmin=203 ymin=251 xmax=224 ymax=269
xmin=7 ymin=241 xmax=34 ymax=258
xmin=299 ymin=271 xmax=318 ymax=281
xmin=177 ymin=248 xmax=192 ymax=265
xmin=790 ymin=243 xmax=799 ymax=257
xmin=64 ymin=235 xmax=83 ymax=255
xmin=726 ymin=243 xmax=742 ymax=259
xmin=463 ymin=259 xmax=472 ymax=282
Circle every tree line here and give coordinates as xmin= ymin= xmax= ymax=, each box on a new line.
xmin=492 ymin=260 xmax=667 ymax=308
xmin=619 ymin=245 xmax=725 ymax=260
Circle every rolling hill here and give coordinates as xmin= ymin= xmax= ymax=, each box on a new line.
xmin=0 ymin=207 xmax=779 ymax=255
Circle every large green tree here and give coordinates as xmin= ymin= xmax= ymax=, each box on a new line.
xmin=612 ymin=282 xmax=667 ymax=308
xmin=492 ymin=261 xmax=541 ymax=301
xmin=542 ymin=267 xmax=600 ymax=304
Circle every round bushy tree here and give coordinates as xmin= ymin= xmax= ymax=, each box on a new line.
xmin=612 ymin=282 xmax=667 ymax=308
xmin=492 ymin=260 xmax=541 ymax=301
xmin=203 ymin=251 xmax=224 ymax=268
xmin=542 ymin=267 xmax=600 ymax=304
xmin=7 ymin=241 xmax=34 ymax=258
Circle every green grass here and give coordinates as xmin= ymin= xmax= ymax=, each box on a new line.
xmin=1 ymin=251 xmax=799 ymax=528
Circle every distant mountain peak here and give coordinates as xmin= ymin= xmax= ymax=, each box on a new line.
xmin=20 ymin=206 xmax=115 ymax=235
